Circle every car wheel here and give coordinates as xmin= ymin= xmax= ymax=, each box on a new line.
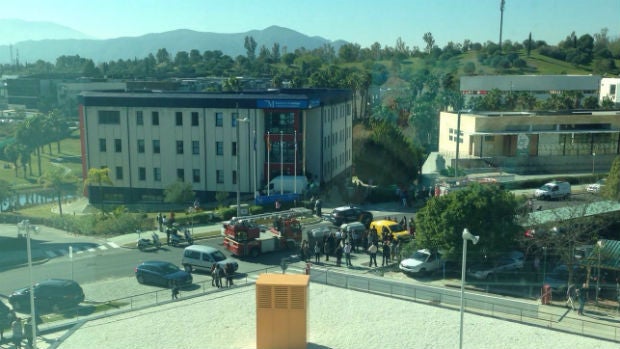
xmin=184 ymin=264 xmax=193 ymax=273
xmin=137 ymin=274 xmax=145 ymax=284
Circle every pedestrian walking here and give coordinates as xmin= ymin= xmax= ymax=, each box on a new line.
xmin=566 ymin=284 xmax=576 ymax=311
xmin=314 ymin=198 xmax=322 ymax=217
xmin=171 ymin=283 xmax=180 ymax=299
xmin=157 ymin=212 xmax=163 ymax=232
xmin=225 ymin=263 xmax=234 ymax=287
xmin=323 ymin=239 xmax=330 ymax=262
xmin=11 ymin=317 xmax=23 ymax=349
xmin=344 ymin=241 xmax=352 ymax=267
xmin=314 ymin=241 xmax=321 ymax=264
xmin=335 ymin=242 xmax=343 ymax=267
xmin=368 ymin=242 xmax=378 ymax=267
xmin=24 ymin=317 xmax=34 ymax=349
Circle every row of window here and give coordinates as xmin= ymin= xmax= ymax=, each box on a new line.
xmin=100 ymin=110 xmax=244 ymax=128
xmin=112 ymin=166 xmax=236 ymax=185
xmin=324 ymin=126 xmax=351 ymax=148
xmin=99 ymin=139 xmax=239 ymax=156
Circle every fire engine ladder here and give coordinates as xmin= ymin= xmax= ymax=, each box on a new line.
xmin=230 ymin=207 xmax=312 ymax=226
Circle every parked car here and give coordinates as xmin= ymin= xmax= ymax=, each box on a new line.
xmin=399 ymin=249 xmax=443 ymax=275
xmin=135 ymin=261 xmax=193 ymax=288
xmin=586 ymin=178 xmax=606 ymax=193
xmin=181 ymin=245 xmax=238 ymax=273
xmin=8 ymin=279 xmax=85 ymax=314
xmin=326 ymin=205 xmax=373 ymax=227
xmin=0 ymin=300 xmax=16 ymax=332
xmin=467 ymin=251 xmax=525 ymax=280
xmin=369 ymin=220 xmax=410 ymax=241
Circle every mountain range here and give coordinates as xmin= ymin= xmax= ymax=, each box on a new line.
xmin=0 ymin=19 xmax=346 ymax=65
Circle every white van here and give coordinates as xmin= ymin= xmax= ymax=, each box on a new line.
xmin=265 ymin=175 xmax=309 ymax=194
xmin=534 ymin=181 xmax=571 ymax=200
xmin=181 ymin=245 xmax=238 ymax=273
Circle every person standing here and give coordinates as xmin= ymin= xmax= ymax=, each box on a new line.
xmin=382 ymin=241 xmax=391 ymax=266
xmin=157 ymin=212 xmax=163 ymax=232
xmin=11 ymin=317 xmax=22 ymax=349
xmin=275 ymin=200 xmax=281 ymax=211
xmin=225 ymin=263 xmax=234 ymax=287
xmin=323 ymin=239 xmax=330 ymax=262
xmin=24 ymin=317 xmax=34 ymax=349
xmin=314 ymin=198 xmax=322 ymax=217
xmin=344 ymin=241 xmax=352 ymax=267
xmin=368 ymin=242 xmax=378 ymax=267
xmin=578 ymin=283 xmax=587 ymax=315
xmin=314 ymin=241 xmax=321 ymax=264
xmin=335 ymin=241 xmax=343 ymax=267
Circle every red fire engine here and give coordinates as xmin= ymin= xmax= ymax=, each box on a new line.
xmin=223 ymin=211 xmax=303 ymax=258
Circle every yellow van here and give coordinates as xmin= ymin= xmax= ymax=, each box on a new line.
xmin=369 ymin=220 xmax=410 ymax=241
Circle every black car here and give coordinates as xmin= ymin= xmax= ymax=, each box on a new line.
xmin=327 ymin=205 xmax=373 ymax=227
xmin=9 ymin=279 xmax=85 ymax=314
xmin=135 ymin=261 xmax=193 ymax=288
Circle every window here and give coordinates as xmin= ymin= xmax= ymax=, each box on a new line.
xmin=216 ymin=141 xmax=223 ymax=156
xmin=115 ymin=166 xmax=123 ymax=180
xmin=152 ymin=111 xmax=159 ymax=125
xmin=98 ymin=110 xmax=120 ymax=124
xmin=114 ymin=139 xmax=122 ymax=152
xmin=232 ymin=112 xmax=238 ymax=127
xmin=175 ymin=112 xmax=183 ymax=126
xmin=191 ymin=112 xmax=199 ymax=126
xmin=99 ymin=138 xmax=107 ymax=152
xmin=137 ymin=139 xmax=145 ymax=153
xmin=192 ymin=169 xmax=200 ymax=183
xmin=138 ymin=167 xmax=146 ymax=181
xmin=177 ymin=169 xmax=184 ymax=182
xmin=232 ymin=141 xmax=237 ymax=156
xmin=176 ymin=141 xmax=184 ymax=154
xmin=153 ymin=140 xmax=160 ymax=154
xmin=192 ymin=141 xmax=199 ymax=155
xmin=136 ymin=111 xmax=143 ymax=125
xmin=232 ymin=170 xmax=237 ymax=185
xmin=215 ymin=112 xmax=223 ymax=127
xmin=153 ymin=168 xmax=161 ymax=181
xmin=216 ymin=170 xmax=224 ymax=184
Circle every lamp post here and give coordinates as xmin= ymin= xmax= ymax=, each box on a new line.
xmin=542 ymin=246 xmax=547 ymax=282
xmin=592 ymin=152 xmax=596 ymax=176
xmin=235 ymin=103 xmax=249 ymax=217
xmin=460 ymin=228 xmax=479 ymax=349
xmin=596 ymin=240 xmax=604 ymax=304
xmin=25 ymin=220 xmax=38 ymax=349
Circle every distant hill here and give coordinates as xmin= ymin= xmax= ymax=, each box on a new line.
xmin=0 ymin=19 xmax=92 ymax=45
xmin=0 ymin=24 xmax=347 ymax=64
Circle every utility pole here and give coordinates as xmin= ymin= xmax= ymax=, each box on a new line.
xmin=499 ymin=0 xmax=506 ymax=54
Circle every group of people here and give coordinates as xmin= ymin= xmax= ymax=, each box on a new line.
xmin=210 ymin=263 xmax=235 ymax=288
xmin=6 ymin=313 xmax=36 ymax=349
xmin=301 ymin=227 xmax=402 ymax=268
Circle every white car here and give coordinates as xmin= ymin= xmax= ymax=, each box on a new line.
xmin=586 ymin=178 xmax=606 ymax=193
xmin=399 ymin=249 xmax=443 ymax=275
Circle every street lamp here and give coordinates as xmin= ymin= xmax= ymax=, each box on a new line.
xmin=24 ymin=220 xmax=38 ymax=349
xmin=592 ymin=152 xmax=596 ymax=176
xmin=235 ymin=103 xmax=249 ymax=217
xmin=460 ymin=228 xmax=479 ymax=349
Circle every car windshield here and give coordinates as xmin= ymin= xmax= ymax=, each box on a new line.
xmin=160 ymin=263 xmax=180 ymax=274
xmin=212 ymin=251 xmax=227 ymax=262
xmin=539 ymin=184 xmax=553 ymax=191
xmin=388 ymin=223 xmax=404 ymax=231
xmin=411 ymin=251 xmax=430 ymax=262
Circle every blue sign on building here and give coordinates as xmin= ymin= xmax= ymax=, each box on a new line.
xmin=257 ymin=99 xmax=308 ymax=109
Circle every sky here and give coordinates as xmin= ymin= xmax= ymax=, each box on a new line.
xmin=1 ymin=0 xmax=619 ymax=48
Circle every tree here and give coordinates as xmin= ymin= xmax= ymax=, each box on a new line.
xmin=3 ymin=142 xmax=20 ymax=177
xmin=244 ymin=36 xmax=257 ymax=61
xmin=84 ymin=167 xmax=113 ymax=214
xmin=164 ymin=181 xmax=195 ymax=206
xmin=423 ymin=32 xmax=435 ymax=54
xmin=602 ymin=155 xmax=620 ymax=201
xmin=39 ymin=166 xmax=75 ymax=217
xmin=414 ymin=183 xmax=521 ymax=262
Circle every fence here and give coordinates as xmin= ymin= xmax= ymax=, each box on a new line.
xmin=38 ymin=263 xmax=620 ymax=343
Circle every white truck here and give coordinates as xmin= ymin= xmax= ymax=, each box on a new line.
xmin=264 ymin=175 xmax=309 ymax=195
xmin=534 ymin=181 xmax=571 ymax=200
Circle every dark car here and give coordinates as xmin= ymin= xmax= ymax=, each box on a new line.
xmin=135 ymin=261 xmax=193 ymax=288
xmin=327 ymin=205 xmax=373 ymax=227
xmin=0 ymin=300 xmax=16 ymax=333
xmin=8 ymin=279 xmax=85 ymax=314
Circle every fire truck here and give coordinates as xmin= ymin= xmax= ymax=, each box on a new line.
xmin=222 ymin=209 xmax=305 ymax=258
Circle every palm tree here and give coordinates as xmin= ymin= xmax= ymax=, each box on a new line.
xmin=39 ymin=166 xmax=76 ymax=217
xmin=84 ymin=167 xmax=113 ymax=214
